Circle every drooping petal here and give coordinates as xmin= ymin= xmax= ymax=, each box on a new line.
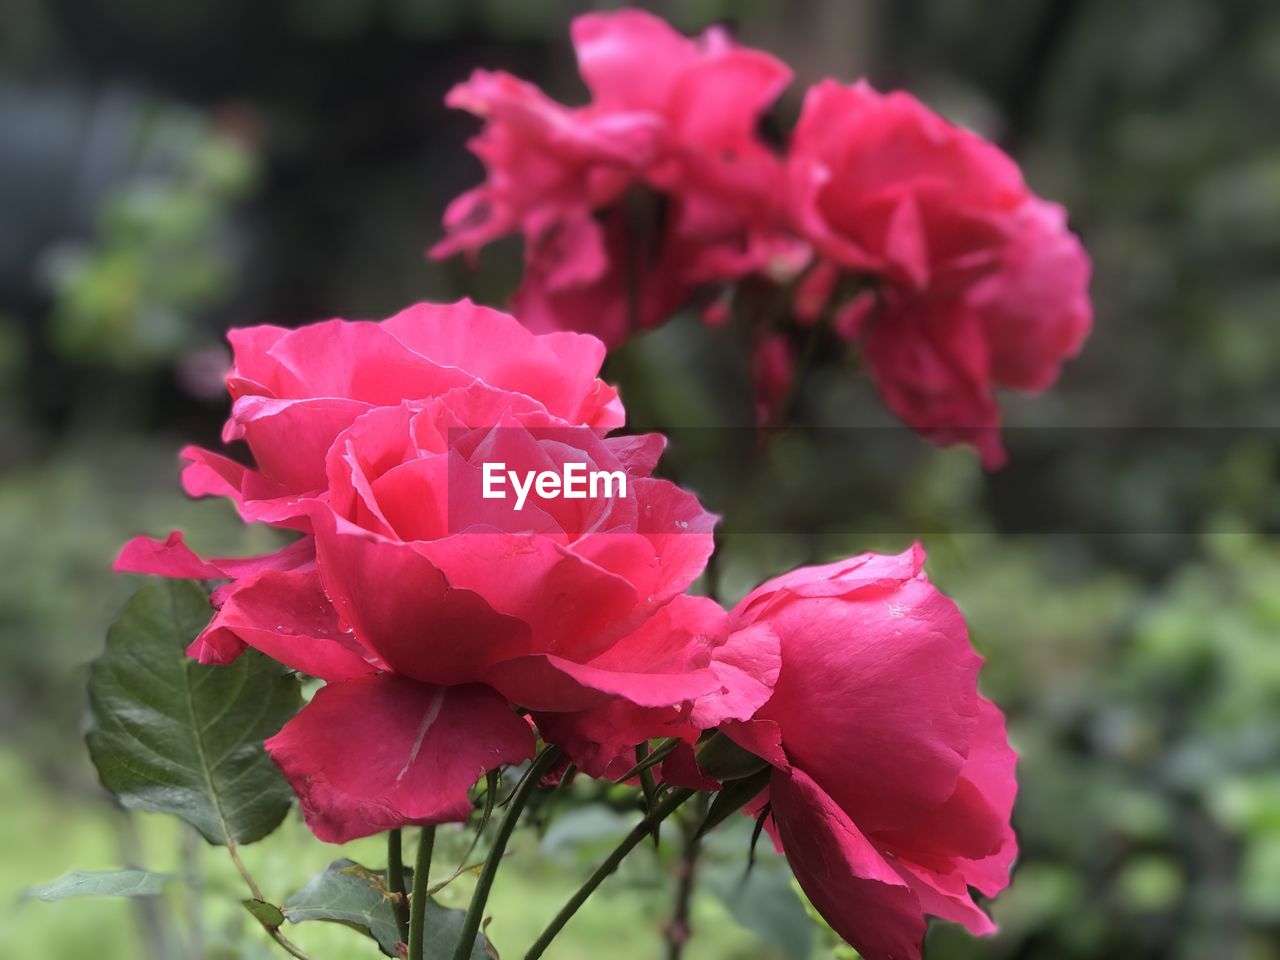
xmin=527 ymin=599 xmax=780 ymax=775
xmin=266 ymin=676 xmax=535 ymax=843
xmin=771 ymin=767 xmax=926 ymax=960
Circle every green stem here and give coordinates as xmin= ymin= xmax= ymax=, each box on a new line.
xmin=408 ymin=826 xmax=437 ymax=960
xmin=388 ymin=829 xmax=409 ymax=946
xmin=226 ymin=842 xmax=315 ymax=960
xmin=524 ymin=788 xmax=696 ymax=960
xmin=451 ymin=747 xmax=563 ymax=960
xmin=635 ymin=744 xmax=661 ymax=847
xmin=665 ymin=795 xmax=707 ymax=960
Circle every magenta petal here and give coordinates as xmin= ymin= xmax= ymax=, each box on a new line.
xmin=878 ymin=697 xmax=1019 ymax=895
xmin=179 ymin=445 xmax=248 ymax=500
xmin=690 ymin=621 xmax=780 ymax=729
xmin=115 ymin=532 xmax=227 ymax=579
xmin=180 ymin=446 xmax=310 ymax=527
xmin=266 ymin=676 xmax=535 ymax=843
xmin=745 ymin=549 xmax=984 ymax=837
xmin=312 ymin=507 xmax=532 ymax=685
xmin=603 ymin=433 xmax=667 ymax=477
xmin=197 ymin=569 xmax=375 ymax=681
xmin=571 ymin=9 xmax=698 ymax=111
xmin=723 ymin=717 xmax=789 ymax=770
xmin=416 ymin=532 xmax=639 ymax=663
xmin=659 ymin=742 xmax=720 ymax=791
xmin=490 ymin=649 xmax=722 ymax=712
xmin=379 ymin=300 xmax=622 ymax=431
xmin=234 ymin=395 xmax=373 ymax=491
xmin=893 ymin=860 xmax=997 ymax=938
xmin=487 ymin=593 xmax=725 ymax=712
xmin=771 ymin=768 xmax=926 ymax=960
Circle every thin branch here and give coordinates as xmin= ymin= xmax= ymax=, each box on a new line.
xmin=226 ymin=842 xmax=316 ymax=960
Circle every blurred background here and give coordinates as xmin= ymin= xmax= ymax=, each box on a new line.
xmin=2 ymin=0 xmax=1279 ymax=957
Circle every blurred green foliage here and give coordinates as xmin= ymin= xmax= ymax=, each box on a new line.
xmin=1 ymin=0 xmax=1277 ymax=958
xmin=43 ymin=111 xmax=257 ymax=368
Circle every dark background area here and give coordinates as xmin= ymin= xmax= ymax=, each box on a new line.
xmin=2 ymin=1 xmax=1278 ymax=958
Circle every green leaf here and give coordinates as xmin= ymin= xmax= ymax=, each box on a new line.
xmin=698 ymin=766 xmax=773 ymax=838
xmin=703 ymin=847 xmax=814 ymax=960
xmin=695 ymin=732 xmax=770 ymax=782
xmin=539 ymin=805 xmax=632 ymax=858
xmin=613 ymin=737 xmax=680 ymax=783
xmin=243 ymin=898 xmax=286 ymax=930
xmin=705 ymin=861 xmax=814 ymax=960
xmin=86 ymin=580 xmax=302 ymax=845
xmin=283 ymin=859 xmax=494 ymax=959
xmin=25 ymin=869 xmax=171 ymax=902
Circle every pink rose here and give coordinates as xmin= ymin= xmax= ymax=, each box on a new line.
xmin=787 ymin=80 xmax=1091 ymax=465
xmin=263 ymin=390 xmax=737 ymax=841
xmin=117 ymin=300 xmax=623 ymax=659
xmin=432 ymin=9 xmax=790 ymax=344
xmin=725 ymin=545 xmax=1017 ymax=960
xmin=118 ymin=301 xmax=776 ymax=842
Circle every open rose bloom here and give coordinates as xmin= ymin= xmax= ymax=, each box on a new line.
xmin=117 ymin=299 xmax=1016 ymax=959
xmin=434 ymin=8 xmax=1092 ymax=466
xmin=723 ymin=546 xmax=1017 ymax=960
xmin=96 ymin=10 xmax=1083 ymax=960
xmin=118 ymin=300 xmax=775 ymax=841
xmin=431 ymin=9 xmax=792 ymax=346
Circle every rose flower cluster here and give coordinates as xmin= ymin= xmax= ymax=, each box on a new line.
xmin=109 ymin=10 xmax=1077 ymax=960
xmin=432 ymin=8 xmax=1092 ymax=467
xmin=120 ymin=301 xmax=1015 ymax=959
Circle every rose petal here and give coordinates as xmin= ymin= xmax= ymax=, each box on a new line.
xmin=266 ymin=676 xmax=535 ymax=843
